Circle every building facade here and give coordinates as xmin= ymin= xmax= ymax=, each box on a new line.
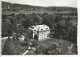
xmin=29 ymin=25 xmax=50 ymax=40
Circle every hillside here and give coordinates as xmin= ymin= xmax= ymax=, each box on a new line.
xmin=2 ymin=1 xmax=77 ymax=11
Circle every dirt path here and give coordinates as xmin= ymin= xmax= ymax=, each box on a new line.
xmin=22 ymin=46 xmax=35 ymax=55
xmin=22 ymin=50 xmax=29 ymax=55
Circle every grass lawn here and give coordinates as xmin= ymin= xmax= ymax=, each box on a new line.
xmin=25 ymin=38 xmax=77 ymax=55
xmin=39 ymin=38 xmax=73 ymax=47
xmin=38 ymin=38 xmax=77 ymax=55
xmin=2 ymin=37 xmax=77 ymax=55
xmin=2 ymin=38 xmax=28 ymax=55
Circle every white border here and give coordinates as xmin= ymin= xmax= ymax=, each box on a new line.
xmin=77 ymin=0 xmax=80 ymax=56
xmin=0 ymin=0 xmax=80 ymax=57
xmin=0 ymin=0 xmax=2 ymax=56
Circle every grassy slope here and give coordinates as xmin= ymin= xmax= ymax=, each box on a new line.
xmin=39 ymin=38 xmax=73 ymax=54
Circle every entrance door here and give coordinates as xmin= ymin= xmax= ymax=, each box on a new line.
xmin=34 ymin=34 xmax=38 ymax=41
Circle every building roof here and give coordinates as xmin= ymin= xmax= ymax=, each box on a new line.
xmin=29 ymin=25 xmax=50 ymax=32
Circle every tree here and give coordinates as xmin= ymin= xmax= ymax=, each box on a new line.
xmin=2 ymin=22 xmax=13 ymax=37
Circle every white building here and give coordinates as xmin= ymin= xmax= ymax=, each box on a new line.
xmin=29 ymin=25 xmax=50 ymax=40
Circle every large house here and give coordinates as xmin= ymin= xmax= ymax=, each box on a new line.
xmin=29 ymin=25 xmax=50 ymax=40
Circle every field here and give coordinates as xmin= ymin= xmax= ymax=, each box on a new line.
xmin=39 ymin=38 xmax=76 ymax=54
xmin=2 ymin=10 xmax=73 ymax=15
xmin=2 ymin=37 xmax=29 ymax=55
xmin=25 ymin=38 xmax=77 ymax=55
xmin=1 ymin=37 xmax=77 ymax=55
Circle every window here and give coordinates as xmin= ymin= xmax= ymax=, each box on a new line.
xmin=30 ymin=27 xmax=34 ymax=29
xmin=34 ymin=30 xmax=36 ymax=31
xmin=46 ymin=28 xmax=48 ymax=29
